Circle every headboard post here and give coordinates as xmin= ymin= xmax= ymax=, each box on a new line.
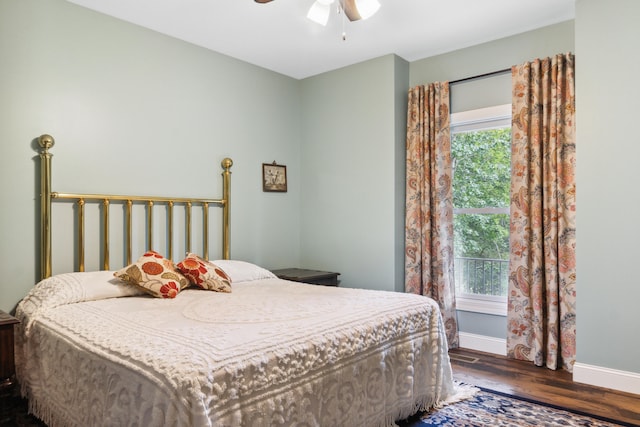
xmin=38 ymin=134 xmax=55 ymax=280
xmin=221 ymin=158 xmax=233 ymax=260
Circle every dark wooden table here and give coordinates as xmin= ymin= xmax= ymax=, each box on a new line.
xmin=0 ymin=311 xmax=19 ymax=389
xmin=0 ymin=311 xmax=20 ymax=425
xmin=271 ymin=268 xmax=340 ymax=286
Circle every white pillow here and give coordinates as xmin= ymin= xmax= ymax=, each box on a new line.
xmin=77 ymin=270 xmax=147 ymax=300
xmin=212 ymin=260 xmax=277 ymax=283
xmin=17 ymin=271 xmax=146 ymax=335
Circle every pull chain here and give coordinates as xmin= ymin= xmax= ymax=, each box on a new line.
xmin=340 ymin=3 xmax=346 ymax=40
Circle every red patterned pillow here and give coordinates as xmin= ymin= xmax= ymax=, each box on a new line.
xmin=114 ymin=251 xmax=189 ymax=299
xmin=177 ymin=253 xmax=232 ymax=293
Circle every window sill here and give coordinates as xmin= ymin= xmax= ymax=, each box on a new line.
xmin=456 ymin=296 xmax=507 ymax=316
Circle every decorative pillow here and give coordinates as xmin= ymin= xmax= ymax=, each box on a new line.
xmin=114 ymin=251 xmax=189 ymax=299
xmin=177 ymin=253 xmax=232 ymax=293
xmin=211 ymin=259 xmax=277 ymax=283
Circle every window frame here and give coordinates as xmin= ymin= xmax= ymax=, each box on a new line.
xmin=450 ymin=104 xmax=511 ymax=316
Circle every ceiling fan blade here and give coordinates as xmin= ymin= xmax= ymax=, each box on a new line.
xmin=341 ymin=0 xmax=362 ymax=22
xmin=254 ymin=0 xmax=273 ymax=3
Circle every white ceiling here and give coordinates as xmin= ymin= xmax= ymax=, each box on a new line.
xmin=66 ymin=0 xmax=575 ymax=80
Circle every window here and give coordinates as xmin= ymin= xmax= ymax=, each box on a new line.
xmin=451 ymin=104 xmax=511 ymax=315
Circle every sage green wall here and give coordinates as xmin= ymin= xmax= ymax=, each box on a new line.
xmin=0 ymin=0 xmax=302 ymax=312
xmin=409 ymin=21 xmax=575 ymax=340
xmin=575 ymin=0 xmax=640 ymax=374
xmin=299 ymin=55 xmax=407 ymax=292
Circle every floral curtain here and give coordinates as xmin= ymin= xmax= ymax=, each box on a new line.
xmin=507 ymin=53 xmax=576 ymax=371
xmin=405 ymin=82 xmax=458 ymax=348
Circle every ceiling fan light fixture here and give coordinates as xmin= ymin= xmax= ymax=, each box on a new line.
xmin=307 ymin=0 xmax=335 ymax=26
xmin=355 ymin=0 xmax=380 ymax=20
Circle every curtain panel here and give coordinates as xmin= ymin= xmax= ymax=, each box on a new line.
xmin=507 ymin=53 xmax=576 ymax=372
xmin=405 ymin=82 xmax=459 ymax=349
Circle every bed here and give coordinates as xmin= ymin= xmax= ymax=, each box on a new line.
xmin=14 ymin=134 xmax=460 ymax=427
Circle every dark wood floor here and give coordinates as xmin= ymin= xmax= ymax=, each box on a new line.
xmin=450 ymin=348 xmax=640 ymax=426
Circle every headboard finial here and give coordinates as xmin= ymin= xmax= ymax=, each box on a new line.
xmin=221 ymin=157 xmax=233 ymax=170
xmin=38 ymin=134 xmax=55 ymax=153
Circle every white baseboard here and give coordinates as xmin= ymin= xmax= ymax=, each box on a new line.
xmin=458 ymin=332 xmax=507 ymax=356
xmin=574 ymin=362 xmax=640 ymax=395
xmin=458 ymin=334 xmax=640 ymax=396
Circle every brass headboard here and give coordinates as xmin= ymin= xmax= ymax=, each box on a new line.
xmin=37 ymin=134 xmax=232 ymax=280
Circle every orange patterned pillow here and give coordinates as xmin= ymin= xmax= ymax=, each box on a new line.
xmin=114 ymin=251 xmax=189 ymax=299
xmin=177 ymin=253 xmax=232 ymax=293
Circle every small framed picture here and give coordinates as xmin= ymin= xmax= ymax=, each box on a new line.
xmin=262 ymin=162 xmax=287 ymax=192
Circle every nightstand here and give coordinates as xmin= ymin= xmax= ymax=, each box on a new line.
xmin=0 ymin=311 xmax=19 ymax=393
xmin=0 ymin=310 xmax=20 ymax=424
xmin=271 ymin=268 xmax=340 ymax=286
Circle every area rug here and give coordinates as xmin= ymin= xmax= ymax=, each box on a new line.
xmin=400 ymin=386 xmax=637 ymax=427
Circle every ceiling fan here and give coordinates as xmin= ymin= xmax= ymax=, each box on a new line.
xmin=254 ymin=0 xmax=381 ymax=26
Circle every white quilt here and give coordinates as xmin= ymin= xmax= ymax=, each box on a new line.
xmin=15 ymin=271 xmax=455 ymax=427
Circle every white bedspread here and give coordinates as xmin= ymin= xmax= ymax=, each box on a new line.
xmin=15 ymin=272 xmax=455 ymax=427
